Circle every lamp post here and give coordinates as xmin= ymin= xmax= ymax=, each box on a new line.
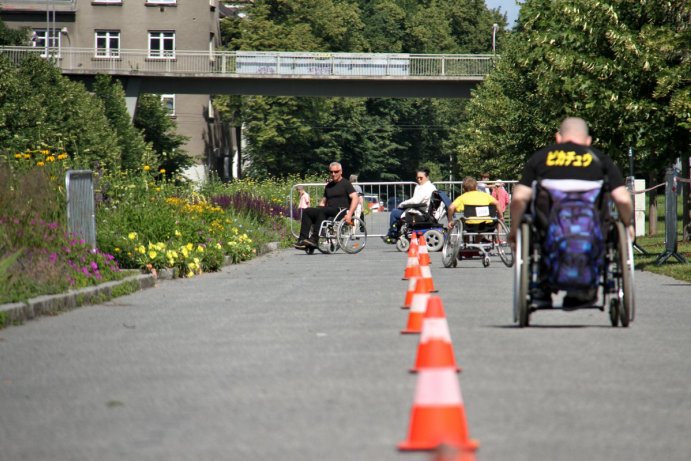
xmin=492 ymin=23 xmax=498 ymax=55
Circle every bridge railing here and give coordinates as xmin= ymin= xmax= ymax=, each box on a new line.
xmin=0 ymin=46 xmax=496 ymax=78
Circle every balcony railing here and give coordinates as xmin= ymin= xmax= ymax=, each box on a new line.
xmin=0 ymin=46 xmax=496 ymax=78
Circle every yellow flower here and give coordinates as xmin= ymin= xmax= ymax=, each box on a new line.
xmin=197 ymin=245 xmax=204 ymax=253
xmin=186 ymin=243 xmax=194 ymax=251
xmin=181 ymin=247 xmax=189 ymax=258
xmin=114 ymin=247 xmax=121 ymax=253
xmin=14 ymin=153 xmax=21 ymax=159
xmin=143 ymin=165 xmax=151 ymax=171
xmin=175 ymin=229 xmax=181 ymax=237
xmin=155 ymin=187 xmax=161 ymax=192
xmin=46 ymin=155 xmax=55 ymax=162
xmin=148 ymin=250 xmax=158 ymax=259
xmin=186 ymin=271 xmax=194 ymax=278
xmin=156 ymin=242 xmax=166 ymax=251
xmin=159 ymin=168 xmax=166 ymax=174
xmin=41 ymin=149 xmax=50 ymax=155
xmin=137 ymin=245 xmax=146 ymax=254
xmin=128 ymin=232 xmax=137 ymax=240
xmin=23 ymin=154 xmax=31 ymax=159
xmin=57 ymin=153 xmax=68 ymax=160
xmin=36 ymin=161 xmax=45 ymax=167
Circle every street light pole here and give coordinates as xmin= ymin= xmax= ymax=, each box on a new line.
xmin=492 ymin=23 xmax=498 ymax=55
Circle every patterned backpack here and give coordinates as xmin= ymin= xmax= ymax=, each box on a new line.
xmin=536 ymin=180 xmax=606 ymax=290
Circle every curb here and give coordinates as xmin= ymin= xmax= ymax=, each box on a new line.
xmin=0 ymin=242 xmax=282 ymax=329
xmin=0 ymin=273 xmax=155 ymax=329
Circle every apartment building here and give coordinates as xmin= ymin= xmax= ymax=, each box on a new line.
xmin=1 ymin=0 xmax=221 ymax=171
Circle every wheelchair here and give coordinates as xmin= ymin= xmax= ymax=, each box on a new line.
xmin=395 ymin=191 xmax=450 ymax=253
xmin=512 ymin=181 xmax=635 ymax=327
xmin=304 ymin=208 xmax=367 ymax=255
xmin=441 ymin=204 xmax=514 ymax=268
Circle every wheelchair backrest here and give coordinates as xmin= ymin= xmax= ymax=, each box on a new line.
xmin=428 ymin=190 xmax=451 ymax=222
xmin=534 ymin=179 xmax=607 ymax=290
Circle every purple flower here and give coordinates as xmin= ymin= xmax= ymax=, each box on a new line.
xmin=90 ymin=261 xmax=99 ymax=270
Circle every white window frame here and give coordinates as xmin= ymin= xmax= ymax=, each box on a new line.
xmin=161 ymin=94 xmax=176 ymax=117
xmin=32 ymin=29 xmax=61 ymax=58
xmin=146 ymin=0 xmax=177 ymax=4
xmin=148 ymin=31 xmax=175 ymax=59
xmin=92 ymin=0 xmax=123 ymax=4
xmin=94 ymin=31 xmax=121 ymax=58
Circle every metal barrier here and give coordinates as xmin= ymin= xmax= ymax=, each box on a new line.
xmin=289 ymin=181 xmax=517 ymax=238
xmin=0 ymin=46 xmax=496 ymax=78
xmin=65 ymin=170 xmax=96 ymax=248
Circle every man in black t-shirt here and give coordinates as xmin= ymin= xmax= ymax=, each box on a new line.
xmin=295 ymin=162 xmax=359 ymax=249
xmin=509 ymin=117 xmax=634 ymax=306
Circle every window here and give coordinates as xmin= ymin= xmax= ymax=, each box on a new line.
xmin=92 ymin=0 xmax=123 ymax=4
xmin=161 ymin=94 xmax=175 ymax=116
xmin=31 ymin=29 xmax=61 ymax=57
xmin=148 ymin=31 xmax=175 ymax=59
xmin=146 ymin=0 xmax=176 ymax=4
xmin=95 ymin=31 xmax=120 ymax=58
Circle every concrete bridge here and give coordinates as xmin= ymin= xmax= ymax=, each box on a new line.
xmin=0 ymin=47 xmax=494 ymax=99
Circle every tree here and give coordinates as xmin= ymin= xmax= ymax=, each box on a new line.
xmin=0 ymin=55 xmax=120 ymax=169
xmin=454 ymin=0 xmax=690 ymax=183
xmin=92 ymin=75 xmax=152 ymax=170
xmin=0 ymin=19 xmax=26 ymax=46
xmin=133 ymin=94 xmax=191 ymax=174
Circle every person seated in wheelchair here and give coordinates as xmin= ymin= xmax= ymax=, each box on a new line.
xmin=294 ymin=162 xmax=359 ymax=250
xmin=383 ymin=168 xmax=436 ymax=243
xmin=447 ymin=176 xmax=499 ymax=235
xmin=509 ymin=117 xmax=634 ymax=308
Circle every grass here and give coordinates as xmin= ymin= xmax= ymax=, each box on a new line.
xmin=632 ymin=233 xmax=691 ymax=283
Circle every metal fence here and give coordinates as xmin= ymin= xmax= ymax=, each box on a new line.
xmin=289 ymin=181 xmax=517 ymax=238
xmin=0 ymin=46 xmax=496 ymax=78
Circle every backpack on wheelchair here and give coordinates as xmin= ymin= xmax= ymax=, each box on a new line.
xmin=513 ymin=179 xmax=635 ymax=327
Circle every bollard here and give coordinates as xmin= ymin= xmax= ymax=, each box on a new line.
xmin=66 ymin=170 xmax=97 ymax=249
xmin=654 ymin=168 xmax=687 ymax=265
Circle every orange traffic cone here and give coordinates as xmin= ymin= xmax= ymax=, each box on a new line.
xmin=401 ymin=282 xmax=430 ymax=334
xmin=411 ymin=296 xmax=460 ymax=372
xmin=431 ymin=444 xmax=478 ymax=461
xmin=417 ymin=261 xmax=437 ymax=292
xmin=402 ymin=276 xmax=421 ymax=309
xmin=403 ymin=235 xmax=420 ymax=280
xmin=418 ymin=234 xmax=431 ymax=266
xmin=398 ymin=368 xmax=479 ymax=452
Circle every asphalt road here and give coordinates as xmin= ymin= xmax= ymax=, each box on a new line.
xmin=1 ymin=240 xmax=690 ymax=461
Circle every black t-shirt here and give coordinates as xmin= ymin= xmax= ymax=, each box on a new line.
xmin=323 ymin=178 xmax=356 ymax=209
xmin=519 ymin=142 xmax=625 ymax=189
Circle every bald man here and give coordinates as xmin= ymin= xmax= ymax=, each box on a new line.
xmin=509 ymin=117 xmax=634 ymax=307
xmin=510 ymin=117 xmax=633 ymax=243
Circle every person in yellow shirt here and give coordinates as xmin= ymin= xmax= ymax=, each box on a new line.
xmin=447 ymin=176 xmax=499 ymax=228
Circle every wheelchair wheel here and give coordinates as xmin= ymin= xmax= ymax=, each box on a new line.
xmin=442 ymin=224 xmax=461 ymax=268
xmin=337 ymin=217 xmax=367 ymax=254
xmin=513 ymin=222 xmax=530 ymax=327
xmin=495 ymin=220 xmax=514 ymax=267
xmin=615 ymin=221 xmax=635 ymax=327
xmin=424 ymin=229 xmax=445 ymax=252
xmin=318 ymin=237 xmax=339 ymax=254
xmin=396 ymin=236 xmax=410 ymax=252
xmin=482 ymin=256 xmax=491 ymax=268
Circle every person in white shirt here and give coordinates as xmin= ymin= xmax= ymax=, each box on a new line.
xmin=383 ymin=168 xmax=436 ymax=243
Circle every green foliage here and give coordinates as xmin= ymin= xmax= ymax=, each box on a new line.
xmin=218 ymin=0 xmax=504 ymax=179
xmin=93 ymin=75 xmax=154 ymax=170
xmin=134 ymin=94 xmax=192 ymax=175
xmin=0 ymin=55 xmax=121 ymax=170
xmin=0 ymin=19 xmax=27 ymax=46
xmin=454 ymin=0 xmax=690 ymax=181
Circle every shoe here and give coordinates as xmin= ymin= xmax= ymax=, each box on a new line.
xmin=294 ymin=240 xmax=307 ymax=250
xmin=380 ymin=236 xmax=395 ymax=244
xmin=303 ymin=238 xmax=317 ymax=247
